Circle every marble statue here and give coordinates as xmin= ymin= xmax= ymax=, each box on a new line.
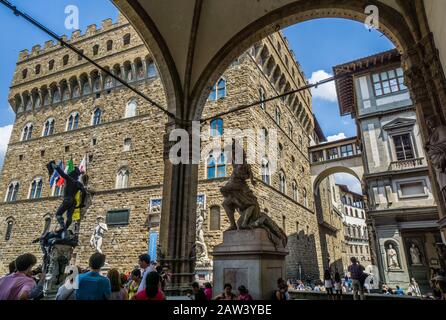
xmin=195 ymin=209 xmax=210 ymax=266
xmin=425 ymin=117 xmax=446 ymax=202
xmin=387 ymin=244 xmax=400 ymax=269
xmin=410 ymin=243 xmax=422 ymax=265
xmin=90 ymin=216 xmax=108 ymax=254
xmin=220 ymin=142 xmax=287 ymax=249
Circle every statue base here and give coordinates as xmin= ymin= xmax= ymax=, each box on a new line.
xmin=212 ymin=229 xmax=288 ymax=300
xmin=44 ymin=244 xmax=74 ymax=295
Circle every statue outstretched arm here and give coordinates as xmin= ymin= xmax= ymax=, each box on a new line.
xmin=55 ymin=166 xmax=76 ymax=184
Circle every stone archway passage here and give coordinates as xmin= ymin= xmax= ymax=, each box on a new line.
xmin=113 ymin=0 xmax=446 ymax=293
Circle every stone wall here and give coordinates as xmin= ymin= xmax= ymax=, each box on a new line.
xmin=0 ymin=17 xmax=324 ymax=280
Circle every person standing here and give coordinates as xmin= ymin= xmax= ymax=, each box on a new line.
xmin=409 ymin=277 xmax=421 ymax=297
xmin=76 ymin=253 xmax=111 ymax=300
xmin=204 ymin=282 xmax=213 ymax=300
xmin=348 ymin=257 xmax=365 ymax=300
xmin=334 ymin=271 xmax=343 ymax=300
xmin=137 ymin=254 xmax=155 ymax=294
xmin=127 ymin=269 xmax=142 ymax=300
xmin=215 ymin=283 xmax=237 ymax=300
xmin=324 ymin=270 xmax=334 ymax=300
xmin=191 ymin=282 xmax=207 ymax=301
xmin=238 ymin=285 xmax=253 ymax=301
xmin=134 ymin=271 xmax=166 ymax=300
xmin=395 ymin=285 xmax=405 ymax=296
xmin=107 ymin=269 xmax=128 ymax=300
xmin=0 ymin=253 xmax=45 ymax=300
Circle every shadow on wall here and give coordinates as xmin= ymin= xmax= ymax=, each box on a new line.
xmin=286 ymin=231 xmax=320 ymax=283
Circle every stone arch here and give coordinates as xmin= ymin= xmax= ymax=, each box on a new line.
xmin=312 ymin=166 xmax=362 ymax=195
xmin=187 ymin=0 xmax=417 ymax=120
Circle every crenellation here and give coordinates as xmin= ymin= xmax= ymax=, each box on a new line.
xmin=102 ymin=18 xmax=113 ymax=29
xmin=18 ymin=49 xmax=29 ymax=61
xmin=44 ymin=40 xmax=54 ymax=49
xmin=71 ymin=30 xmax=81 ymax=40
xmin=86 ymin=24 xmax=97 ymax=35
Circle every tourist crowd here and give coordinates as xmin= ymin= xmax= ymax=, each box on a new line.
xmin=0 ymin=253 xmax=445 ymax=300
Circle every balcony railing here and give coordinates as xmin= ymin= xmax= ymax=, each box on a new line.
xmin=388 ymin=157 xmax=425 ymax=171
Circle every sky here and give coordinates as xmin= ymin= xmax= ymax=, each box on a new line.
xmin=0 ymin=2 xmax=395 ymax=193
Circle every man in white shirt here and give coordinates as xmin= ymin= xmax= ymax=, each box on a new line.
xmin=137 ymin=254 xmax=155 ymax=294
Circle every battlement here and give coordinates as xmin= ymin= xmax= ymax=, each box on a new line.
xmin=17 ymin=13 xmax=129 ymax=62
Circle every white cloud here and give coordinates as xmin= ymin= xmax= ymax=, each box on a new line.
xmin=326 ymin=132 xmax=346 ymax=142
xmin=334 ymin=173 xmax=362 ymax=195
xmin=0 ymin=125 xmax=13 ymax=169
xmin=309 ymin=70 xmax=338 ymax=102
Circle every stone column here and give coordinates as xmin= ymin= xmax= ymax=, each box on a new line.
xmin=159 ymin=119 xmax=199 ymax=296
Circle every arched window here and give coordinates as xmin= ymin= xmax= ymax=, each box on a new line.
xmin=261 ymin=127 xmax=269 ymax=145
xmin=279 ymin=171 xmax=286 ymax=194
xmin=259 ymin=87 xmax=266 ymax=109
xmin=303 ymin=188 xmax=308 ymax=207
xmin=5 ymin=182 xmax=20 ymax=202
xmin=116 ymin=168 xmax=130 ymax=189
xmin=5 ymin=219 xmax=13 ymax=241
xmin=67 ymin=112 xmax=80 ymax=131
xmin=22 ymin=68 xmax=28 ymax=79
xmin=207 ymin=152 xmax=226 ymax=179
xmin=106 ymin=40 xmax=113 ymax=51
xmin=42 ymin=118 xmax=55 ymax=137
xmin=292 ymin=181 xmax=298 ymax=201
xmin=93 ymin=45 xmax=99 ymax=56
xmin=278 ymin=143 xmax=283 ymax=159
xmin=125 ymin=99 xmax=137 ymax=118
xmin=92 ymin=108 xmax=102 ymax=126
xmin=209 ymin=78 xmax=226 ymax=101
xmin=49 ymin=60 xmax=55 ymax=70
xmin=53 ymin=178 xmax=64 ymax=197
xmin=123 ymin=138 xmax=132 ymax=152
xmin=275 ymin=107 xmax=281 ymax=125
xmin=261 ymin=157 xmax=270 ymax=185
xmin=123 ymin=33 xmax=131 ymax=45
xmin=82 ymin=81 xmax=91 ymax=96
xmin=217 ymin=78 xmax=226 ymax=99
xmin=63 ymin=55 xmax=69 ymax=66
xmin=209 ymin=206 xmax=221 ymax=231
xmin=21 ymin=123 xmax=34 ymax=141
xmin=35 ymin=64 xmax=41 ymax=75
xmin=104 ymin=76 xmax=113 ymax=89
xmin=29 ymin=177 xmax=43 ymax=199
xmin=210 ymin=118 xmax=223 ymax=136
xmin=147 ymin=60 xmax=157 ymax=78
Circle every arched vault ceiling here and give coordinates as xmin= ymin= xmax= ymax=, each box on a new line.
xmin=113 ymin=0 xmax=404 ymax=99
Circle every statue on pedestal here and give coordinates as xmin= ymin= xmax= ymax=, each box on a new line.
xmin=220 ymin=142 xmax=287 ymax=249
xmin=196 ymin=209 xmax=211 ymax=267
xmin=90 ymin=216 xmax=108 ymax=254
xmin=409 ymin=243 xmax=422 ymax=265
xmin=425 ymin=117 xmax=446 ymax=203
xmin=386 ymin=244 xmax=400 ymax=269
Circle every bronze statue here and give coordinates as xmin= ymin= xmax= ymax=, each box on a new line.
xmin=220 ymin=142 xmax=287 ymax=248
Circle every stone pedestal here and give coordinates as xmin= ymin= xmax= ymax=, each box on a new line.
xmin=44 ymin=244 xmax=74 ymax=294
xmin=212 ymin=229 xmax=288 ymax=300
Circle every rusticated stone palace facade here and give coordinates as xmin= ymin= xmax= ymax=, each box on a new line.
xmin=0 ymin=15 xmax=327 ymax=280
